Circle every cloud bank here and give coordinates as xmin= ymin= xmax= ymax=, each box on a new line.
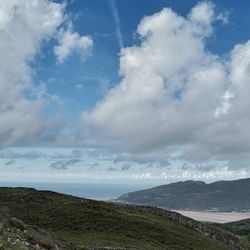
xmin=81 ymin=2 xmax=250 ymax=168
xmin=0 ymin=147 xmax=248 ymax=183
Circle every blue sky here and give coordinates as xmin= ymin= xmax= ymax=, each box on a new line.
xmin=1 ymin=0 xmax=250 ymax=184
xmin=34 ymin=0 xmax=250 ymax=121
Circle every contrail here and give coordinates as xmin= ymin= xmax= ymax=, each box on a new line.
xmin=107 ymin=0 xmax=124 ymax=50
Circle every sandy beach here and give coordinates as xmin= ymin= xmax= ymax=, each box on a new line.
xmin=174 ymin=210 xmax=250 ymax=223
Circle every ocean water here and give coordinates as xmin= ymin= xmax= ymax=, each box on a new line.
xmin=0 ymin=182 xmax=152 ymax=200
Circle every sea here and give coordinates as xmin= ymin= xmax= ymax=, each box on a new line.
xmin=0 ymin=182 xmax=152 ymax=201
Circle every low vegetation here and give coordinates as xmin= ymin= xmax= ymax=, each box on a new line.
xmin=214 ymin=219 xmax=250 ymax=243
xmin=0 ymin=187 xmax=248 ymax=249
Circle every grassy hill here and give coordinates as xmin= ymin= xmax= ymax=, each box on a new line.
xmin=118 ymin=178 xmax=250 ymax=211
xmin=0 ymin=187 xmax=248 ymax=250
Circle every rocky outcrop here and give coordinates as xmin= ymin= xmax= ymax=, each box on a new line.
xmin=136 ymin=206 xmax=245 ymax=250
xmin=0 ymin=210 xmax=60 ymax=250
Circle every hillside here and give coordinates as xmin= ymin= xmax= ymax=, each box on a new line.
xmin=215 ymin=219 xmax=250 ymax=241
xmin=118 ymin=178 xmax=250 ymax=212
xmin=0 ymin=187 xmax=248 ymax=249
xmin=0 ymin=208 xmax=64 ymax=249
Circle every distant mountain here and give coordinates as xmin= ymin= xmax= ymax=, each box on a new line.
xmin=118 ymin=178 xmax=250 ymax=212
xmin=0 ymin=187 xmax=248 ymax=249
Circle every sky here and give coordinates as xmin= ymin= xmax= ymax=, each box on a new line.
xmin=1 ymin=0 xmax=250 ymax=184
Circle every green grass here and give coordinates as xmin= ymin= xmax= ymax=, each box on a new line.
xmin=0 ymin=187 xmax=245 ymax=249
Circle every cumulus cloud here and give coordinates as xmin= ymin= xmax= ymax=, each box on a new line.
xmin=54 ymin=28 xmax=93 ymax=63
xmin=80 ymin=1 xmax=250 ymax=168
xmin=0 ymin=0 xmax=66 ymax=146
xmin=0 ymin=0 xmax=93 ymax=147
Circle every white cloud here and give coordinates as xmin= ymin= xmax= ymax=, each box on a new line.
xmin=214 ymin=90 xmax=234 ymax=118
xmin=189 ymin=1 xmax=214 ymax=28
xmin=54 ymin=28 xmax=93 ymax=63
xmin=0 ymin=0 xmax=93 ymax=147
xmin=80 ymin=2 xmax=250 ymax=168
xmin=0 ymin=0 xmax=65 ymax=146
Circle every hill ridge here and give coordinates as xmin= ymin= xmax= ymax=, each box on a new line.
xmin=118 ymin=178 xmax=250 ymax=212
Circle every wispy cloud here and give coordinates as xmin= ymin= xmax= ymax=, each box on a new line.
xmin=5 ymin=159 xmax=16 ymax=166
xmin=49 ymin=159 xmax=80 ymax=170
xmin=107 ymin=0 xmax=124 ymax=49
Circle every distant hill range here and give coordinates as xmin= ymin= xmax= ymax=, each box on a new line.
xmin=118 ymin=178 xmax=250 ymax=212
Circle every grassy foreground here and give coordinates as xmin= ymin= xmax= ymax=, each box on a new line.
xmin=0 ymin=187 xmax=248 ymax=249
